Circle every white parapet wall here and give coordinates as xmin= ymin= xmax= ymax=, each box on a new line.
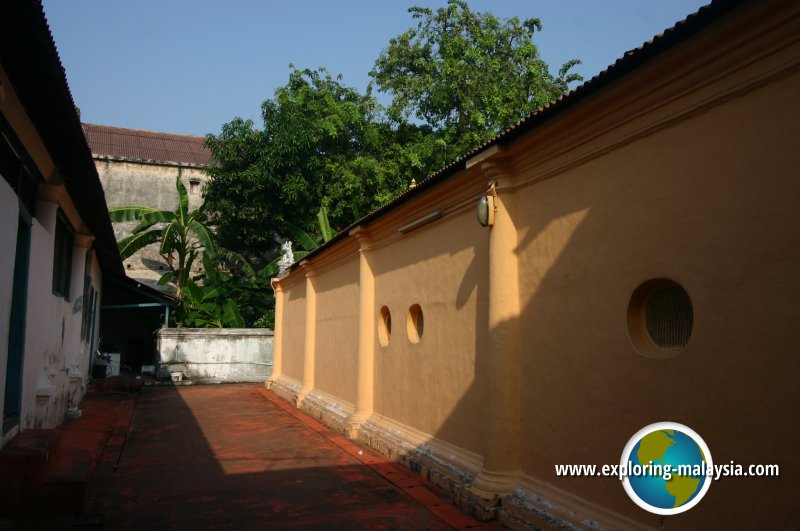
xmin=156 ymin=328 xmax=273 ymax=383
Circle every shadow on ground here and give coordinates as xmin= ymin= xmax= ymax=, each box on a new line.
xmin=90 ymin=384 xmax=458 ymax=529
xmin=0 ymin=384 xmax=495 ymax=530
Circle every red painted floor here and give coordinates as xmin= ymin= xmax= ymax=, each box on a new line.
xmin=2 ymin=384 xmax=493 ymax=530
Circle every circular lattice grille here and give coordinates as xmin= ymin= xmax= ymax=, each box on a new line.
xmin=645 ymin=286 xmax=693 ymax=350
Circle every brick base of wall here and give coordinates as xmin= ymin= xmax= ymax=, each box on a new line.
xmin=266 ymin=377 xmax=633 ymax=530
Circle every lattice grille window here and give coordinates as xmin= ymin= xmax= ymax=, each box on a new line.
xmin=628 ymin=279 xmax=693 ymax=358
xmin=645 ymin=286 xmax=693 ymax=350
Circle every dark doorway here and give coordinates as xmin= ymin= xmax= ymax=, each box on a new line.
xmin=3 ymin=213 xmax=31 ymax=434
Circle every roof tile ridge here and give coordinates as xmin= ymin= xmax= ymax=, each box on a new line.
xmin=82 ymin=122 xmax=208 ymax=141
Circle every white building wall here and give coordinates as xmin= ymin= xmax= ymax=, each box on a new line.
xmin=1 ymin=52 xmax=111 ymax=442
xmin=65 ymin=246 xmax=103 ymax=411
xmin=20 ymin=205 xmax=57 ymax=429
xmin=16 ymin=196 xmax=99 ymax=429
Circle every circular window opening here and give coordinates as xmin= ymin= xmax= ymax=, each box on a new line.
xmin=628 ymin=279 xmax=693 ymax=358
xmin=378 ymin=306 xmax=392 ymax=347
xmin=407 ymin=304 xmax=424 ymax=344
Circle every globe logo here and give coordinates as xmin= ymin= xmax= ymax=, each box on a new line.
xmin=620 ymin=422 xmax=712 ymax=515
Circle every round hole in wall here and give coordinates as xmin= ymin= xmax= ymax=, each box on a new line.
xmin=628 ymin=279 xmax=693 ymax=358
xmin=407 ymin=304 xmax=424 ymax=344
xmin=378 ymin=306 xmax=391 ymax=347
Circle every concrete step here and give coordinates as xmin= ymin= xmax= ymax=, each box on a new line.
xmin=42 ymin=450 xmax=92 ymax=515
xmin=0 ymin=389 xmax=138 ymax=517
xmin=0 ymin=429 xmax=62 ymax=514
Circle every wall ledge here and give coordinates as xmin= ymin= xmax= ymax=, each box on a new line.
xmin=300 ymin=389 xmax=355 ymax=435
xmin=158 ymin=328 xmax=274 ymax=338
xmin=269 ymin=375 xmax=304 ymax=406
xmin=266 ymin=385 xmax=649 ymax=528
xmin=275 ymin=385 xmax=506 ymax=522
xmin=498 ymin=474 xmax=651 ymax=531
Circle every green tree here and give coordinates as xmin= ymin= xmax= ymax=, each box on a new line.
xmin=204 ymin=3 xmax=583 ymax=260
xmin=109 ymin=175 xmax=215 ymax=291
xmin=371 ymin=0 xmax=582 ymax=161
xmin=204 ymin=68 xmax=416 ymax=260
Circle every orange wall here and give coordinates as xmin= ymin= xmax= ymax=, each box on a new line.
xmin=313 ymin=257 xmax=359 ymax=405
xmin=280 ymin=275 xmax=306 ymax=382
xmin=514 ymin=69 xmax=800 ymax=527
xmin=371 ymin=210 xmax=488 ymax=455
xmin=270 ymin=3 xmax=800 ymax=527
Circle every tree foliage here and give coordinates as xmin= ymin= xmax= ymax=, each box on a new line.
xmin=204 ymin=68 xmax=420 ymax=259
xmin=371 ymin=0 xmax=582 ymax=160
xmin=203 ymin=2 xmax=582 ymax=260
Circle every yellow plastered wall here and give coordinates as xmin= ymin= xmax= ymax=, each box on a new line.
xmin=514 ymin=69 xmax=800 ymax=526
xmin=280 ymin=275 xmax=306 ymax=381
xmin=313 ymin=257 xmax=359 ymax=404
xmin=371 ymin=210 xmax=488 ymax=456
xmin=270 ymin=3 xmax=800 ymax=526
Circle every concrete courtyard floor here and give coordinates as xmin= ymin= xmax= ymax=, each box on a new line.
xmin=4 ymin=383 xmax=494 ymax=530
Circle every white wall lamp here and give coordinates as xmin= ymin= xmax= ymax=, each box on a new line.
xmin=476 ymin=183 xmax=497 ymax=227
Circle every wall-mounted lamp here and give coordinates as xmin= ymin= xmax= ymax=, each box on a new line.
xmin=476 ymin=196 xmax=494 ymax=226
xmin=476 ymin=185 xmax=497 ymax=227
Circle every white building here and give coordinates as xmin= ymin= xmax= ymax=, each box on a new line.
xmin=0 ymin=1 xmax=125 ymax=444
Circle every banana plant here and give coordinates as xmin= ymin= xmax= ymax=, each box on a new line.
xmin=109 ymin=176 xmax=215 ymax=291
xmin=175 ymin=278 xmax=245 ymax=328
xmin=174 ymin=253 xmax=265 ymax=328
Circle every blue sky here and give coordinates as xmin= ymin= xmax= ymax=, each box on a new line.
xmin=42 ymin=0 xmax=709 ymax=137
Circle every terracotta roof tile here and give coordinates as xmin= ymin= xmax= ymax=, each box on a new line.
xmin=83 ymin=123 xmax=212 ymax=166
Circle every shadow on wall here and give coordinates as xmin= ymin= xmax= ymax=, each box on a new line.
xmin=140 ymin=257 xmax=172 ymax=273
xmin=427 ymin=96 xmax=800 ymax=528
xmin=366 ymin=212 xmax=489 ymax=459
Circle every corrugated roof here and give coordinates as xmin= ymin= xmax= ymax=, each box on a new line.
xmin=83 ymin=123 xmax=212 ymax=166
xmin=291 ymin=0 xmax=744 ymax=270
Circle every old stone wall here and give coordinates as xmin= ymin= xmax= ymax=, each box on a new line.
xmin=96 ymin=158 xmax=208 ymax=289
